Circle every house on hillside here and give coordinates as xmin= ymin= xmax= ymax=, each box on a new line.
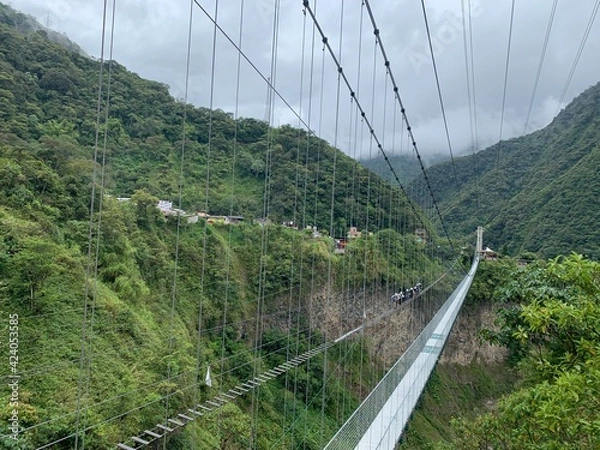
xmin=225 ymin=216 xmax=244 ymax=224
xmin=157 ymin=200 xmax=186 ymax=216
xmin=335 ymin=239 xmax=347 ymax=254
xmin=480 ymin=246 xmax=498 ymax=260
xmin=310 ymin=226 xmax=321 ymax=238
xmin=348 ymin=227 xmax=361 ymax=239
xmin=157 ymin=200 xmax=173 ymax=214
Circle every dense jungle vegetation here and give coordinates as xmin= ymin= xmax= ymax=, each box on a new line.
xmin=398 ymin=254 xmax=600 ymax=450
xmin=438 ymin=254 xmax=600 ymax=449
xmin=0 ymin=3 xmax=449 ymax=449
xmin=2 ymin=2 xmax=598 ymax=449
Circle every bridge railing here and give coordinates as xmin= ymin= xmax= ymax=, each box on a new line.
xmin=324 ymin=258 xmax=479 ymax=450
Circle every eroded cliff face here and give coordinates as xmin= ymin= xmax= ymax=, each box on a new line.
xmin=279 ymin=274 xmax=506 ymax=371
xmin=306 ymin=282 xmax=458 ymax=367
xmin=299 ymin=265 xmax=512 ymax=449
xmin=441 ymin=302 xmax=507 ymax=365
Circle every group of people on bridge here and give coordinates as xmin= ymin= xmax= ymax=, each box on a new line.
xmin=389 ymin=282 xmax=422 ymax=306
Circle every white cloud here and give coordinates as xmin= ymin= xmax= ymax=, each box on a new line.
xmin=10 ymin=0 xmax=600 ymax=158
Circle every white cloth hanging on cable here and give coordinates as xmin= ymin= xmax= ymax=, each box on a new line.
xmin=205 ymin=366 xmax=212 ymax=387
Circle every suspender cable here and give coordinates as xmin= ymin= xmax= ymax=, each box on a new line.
xmin=461 ymin=0 xmax=481 ymax=208
xmin=418 ymin=0 xmax=460 ymax=192
xmin=523 ymin=0 xmax=559 ymax=134
xmin=303 ymin=0 xmax=457 ymax=259
xmin=75 ymin=0 xmax=112 ymax=448
xmin=382 ymin=71 xmax=392 ymax=304
xmin=319 ymin=1 xmax=345 ymax=443
xmin=286 ymin=8 xmax=311 ymax=444
xmin=305 ymin=22 xmax=326 ymax=447
xmin=302 ymin=1 xmax=318 ymax=446
xmin=461 ymin=0 xmax=476 ymax=157
xmin=216 ymin=0 xmax=245 ymax=439
xmin=250 ymin=0 xmax=281 ymax=446
xmin=80 ymin=3 xmax=119 ymax=449
xmin=496 ymin=0 xmax=517 ymax=171
xmin=283 ymin=16 xmax=305 ymax=447
xmin=363 ymin=25 xmax=379 ymax=392
xmin=467 ymin=0 xmax=479 ymax=157
xmin=162 ymin=0 xmax=199 ymax=447
xmin=554 ymin=0 xmax=600 ymax=115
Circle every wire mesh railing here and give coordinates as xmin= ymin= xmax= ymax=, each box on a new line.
xmin=324 ymin=257 xmax=479 ymax=450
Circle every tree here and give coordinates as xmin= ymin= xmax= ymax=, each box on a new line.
xmin=38 ymin=118 xmax=79 ymax=140
xmin=443 ymin=254 xmax=600 ymax=449
xmin=131 ymin=189 xmax=162 ymax=230
xmin=10 ymin=237 xmax=65 ymax=310
xmin=38 ymin=69 xmax=77 ymax=96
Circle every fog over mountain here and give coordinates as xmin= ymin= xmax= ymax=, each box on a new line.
xmin=9 ymin=0 xmax=600 ymax=158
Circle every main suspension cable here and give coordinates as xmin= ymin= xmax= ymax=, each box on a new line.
xmin=303 ymin=0 xmax=458 ymax=258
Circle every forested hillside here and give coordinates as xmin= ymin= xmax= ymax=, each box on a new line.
xmin=0 ymin=1 xmax=429 ymax=237
xmin=410 ymin=81 xmax=600 ymax=259
xmin=0 ymin=3 xmax=452 ymax=449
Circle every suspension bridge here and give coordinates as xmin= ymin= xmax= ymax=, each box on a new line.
xmin=2 ymin=0 xmax=598 ymax=449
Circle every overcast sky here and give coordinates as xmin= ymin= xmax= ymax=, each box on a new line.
xmin=8 ymin=0 xmax=600 ymax=160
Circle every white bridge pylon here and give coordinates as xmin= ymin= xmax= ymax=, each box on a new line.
xmin=325 ymin=257 xmax=480 ymax=450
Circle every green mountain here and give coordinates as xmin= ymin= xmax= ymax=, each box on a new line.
xmin=0 ymin=3 xmax=86 ymax=55
xmin=0 ymin=0 xmax=430 ymax=238
xmin=410 ymin=82 xmax=600 ymax=259
xmin=0 ymin=3 xmax=455 ymax=449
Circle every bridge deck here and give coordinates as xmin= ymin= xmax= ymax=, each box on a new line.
xmin=325 ymin=257 xmax=479 ymax=450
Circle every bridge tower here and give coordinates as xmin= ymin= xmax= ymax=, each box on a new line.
xmin=476 ymin=226 xmax=483 ymax=254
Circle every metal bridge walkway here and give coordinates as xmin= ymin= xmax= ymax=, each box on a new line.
xmin=324 ymin=257 xmax=480 ymax=450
